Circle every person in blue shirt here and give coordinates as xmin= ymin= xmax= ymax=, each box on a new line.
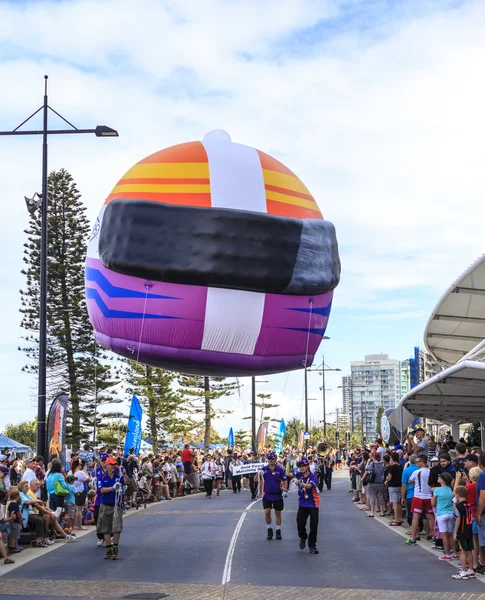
xmin=296 ymin=457 xmax=320 ymax=554
xmin=97 ymin=457 xmax=125 ymax=560
xmin=401 ymin=454 xmax=419 ymax=528
xmin=260 ymin=452 xmax=287 ymax=540
xmin=64 ymin=475 xmax=77 ymax=532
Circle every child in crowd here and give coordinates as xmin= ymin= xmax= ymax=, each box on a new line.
xmin=177 ymin=465 xmax=184 ymax=497
xmin=432 ymin=472 xmax=457 ymax=561
xmin=64 ymin=475 xmax=77 ymax=532
xmin=83 ymin=490 xmax=96 ymax=526
xmin=6 ymin=487 xmax=23 ymax=553
xmin=453 ymin=485 xmax=475 ymax=580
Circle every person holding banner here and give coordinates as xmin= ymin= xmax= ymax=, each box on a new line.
xmin=260 ymin=451 xmax=287 ymax=540
xmin=230 ymin=454 xmax=243 ymax=494
xmin=201 ymin=456 xmax=216 ymax=498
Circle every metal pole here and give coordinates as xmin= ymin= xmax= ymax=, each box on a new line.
xmin=322 ymin=358 xmax=327 ymax=437
xmin=336 ymin=407 xmax=339 ymax=448
xmin=251 ymin=376 xmax=256 ymax=453
xmin=350 ymin=377 xmax=354 ymax=432
xmin=360 ymin=396 xmax=364 ymax=443
xmin=37 ymin=75 xmax=49 ymax=459
xmin=304 ymin=366 xmax=308 ymax=451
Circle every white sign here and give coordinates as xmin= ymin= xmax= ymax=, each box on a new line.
xmin=303 ymin=431 xmax=310 ymax=440
xmin=232 ymin=462 xmax=265 ymax=476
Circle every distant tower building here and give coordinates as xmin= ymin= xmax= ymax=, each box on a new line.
xmin=350 ymin=354 xmax=401 ymax=441
xmin=341 ymin=375 xmax=353 ymax=414
xmin=409 ymin=346 xmax=440 ymax=388
xmin=401 ymin=359 xmax=410 ymax=397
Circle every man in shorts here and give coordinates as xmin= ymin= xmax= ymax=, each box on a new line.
xmin=97 ymin=457 xmax=124 ymax=560
xmin=405 ymin=453 xmax=435 ymax=545
xmin=260 ymin=451 xmax=287 ymax=540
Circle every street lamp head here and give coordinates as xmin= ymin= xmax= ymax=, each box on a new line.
xmin=24 ymin=193 xmax=42 ymax=216
xmin=95 ymin=125 xmax=119 ymax=137
xmin=335 ymin=368 xmax=342 ymax=372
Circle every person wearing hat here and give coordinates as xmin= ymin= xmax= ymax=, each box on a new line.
xmin=260 ymin=451 xmax=287 ymax=540
xmin=432 ymin=471 xmax=457 ymax=560
xmin=93 ymin=453 xmax=109 ymax=547
xmin=296 ymin=457 xmax=320 ymax=554
xmin=465 ymin=453 xmax=479 ymax=473
xmin=407 ymin=428 xmax=429 ymax=463
xmin=97 ymin=457 xmax=124 ymax=560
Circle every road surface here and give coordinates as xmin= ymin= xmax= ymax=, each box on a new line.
xmin=2 ymin=470 xmax=485 ymax=599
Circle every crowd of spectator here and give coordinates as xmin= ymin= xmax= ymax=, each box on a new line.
xmin=348 ymin=431 xmax=483 ymax=581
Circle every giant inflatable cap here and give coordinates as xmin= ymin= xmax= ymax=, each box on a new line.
xmin=85 ymin=130 xmax=340 ymax=376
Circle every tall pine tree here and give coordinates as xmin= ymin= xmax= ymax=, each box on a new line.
xmin=19 ymin=169 xmax=118 ymax=448
xmin=124 ymin=362 xmax=190 ymax=453
xmin=178 ymin=376 xmax=237 ymax=450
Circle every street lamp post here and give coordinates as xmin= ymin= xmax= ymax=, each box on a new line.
xmin=308 ymin=356 xmax=341 ymax=436
xmin=0 ymin=76 xmax=118 ymax=459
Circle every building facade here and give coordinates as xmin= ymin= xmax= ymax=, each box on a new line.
xmin=409 ymin=346 xmax=440 ymax=389
xmin=350 ymin=354 xmax=401 ymax=441
xmin=341 ymin=375 xmax=353 ymax=414
xmin=401 ymin=359 xmax=410 ymax=397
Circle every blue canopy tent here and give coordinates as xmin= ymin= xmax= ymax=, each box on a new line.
xmin=0 ymin=433 xmax=33 ymax=454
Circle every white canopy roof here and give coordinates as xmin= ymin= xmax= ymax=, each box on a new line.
xmin=398 ymin=360 xmax=485 ymax=423
xmin=424 ymin=253 xmax=485 ymax=366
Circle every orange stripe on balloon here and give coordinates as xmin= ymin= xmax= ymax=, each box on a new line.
xmin=105 ymin=192 xmax=211 ymax=207
xmin=118 ymin=177 xmax=210 ymax=185
xmin=266 ymin=199 xmax=323 ymax=220
xmin=139 ymin=141 xmax=208 ymax=164
xmin=257 ymin=149 xmax=296 ymax=176
xmin=264 ymin=183 xmax=315 ymax=202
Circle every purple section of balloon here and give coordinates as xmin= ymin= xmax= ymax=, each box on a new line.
xmin=85 ymin=258 xmax=333 ymax=375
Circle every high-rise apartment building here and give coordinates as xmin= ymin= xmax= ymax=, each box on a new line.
xmin=341 ymin=375 xmax=353 ymax=414
xmin=401 ymin=359 xmax=410 ymax=397
xmin=350 ymin=354 xmax=401 ymax=441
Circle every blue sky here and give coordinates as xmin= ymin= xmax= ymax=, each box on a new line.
xmin=1 ymin=0 xmax=485 ymax=438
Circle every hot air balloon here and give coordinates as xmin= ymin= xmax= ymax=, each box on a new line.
xmin=85 ymin=130 xmax=340 ymax=376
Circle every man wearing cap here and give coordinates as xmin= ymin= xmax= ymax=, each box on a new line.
xmin=296 ymin=457 xmax=320 ymax=554
xmin=260 ymin=451 xmax=287 ymax=540
xmin=97 ymin=457 xmax=124 ymax=560
xmin=407 ymin=428 xmax=429 ymax=463
xmin=465 ymin=453 xmax=479 ymax=473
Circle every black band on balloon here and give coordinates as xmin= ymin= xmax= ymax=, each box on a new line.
xmin=99 ymin=199 xmax=340 ymax=296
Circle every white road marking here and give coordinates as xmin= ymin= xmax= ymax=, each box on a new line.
xmin=221 ymin=498 xmax=260 ymax=585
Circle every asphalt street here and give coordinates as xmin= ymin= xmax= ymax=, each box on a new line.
xmin=2 ymin=470 xmax=485 ymax=600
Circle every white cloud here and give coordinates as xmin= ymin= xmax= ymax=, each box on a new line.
xmin=1 ymin=0 xmax=485 ymax=433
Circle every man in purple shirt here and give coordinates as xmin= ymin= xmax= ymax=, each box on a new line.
xmin=296 ymin=457 xmax=320 ymax=554
xmin=260 ymin=452 xmax=287 ymax=540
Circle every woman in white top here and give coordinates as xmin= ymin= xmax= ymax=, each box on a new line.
xmin=69 ymin=461 xmax=90 ymax=530
xmin=201 ymin=456 xmax=216 ymax=498
xmin=213 ymin=458 xmax=225 ymax=496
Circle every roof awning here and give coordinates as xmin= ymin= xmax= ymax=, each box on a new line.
xmin=398 ymin=360 xmax=485 ymax=423
xmin=425 ymin=253 xmax=485 ymax=366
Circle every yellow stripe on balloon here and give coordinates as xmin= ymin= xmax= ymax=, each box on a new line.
xmin=262 ymin=169 xmax=312 ymax=196
xmin=123 ymin=162 xmax=210 ymax=179
xmin=111 ymin=183 xmax=211 ymax=194
xmin=265 ymin=189 xmax=320 ymax=210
